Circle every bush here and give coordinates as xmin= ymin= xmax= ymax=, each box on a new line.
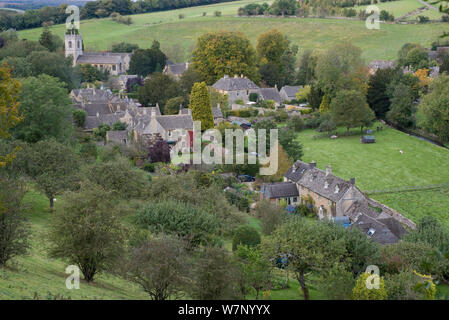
xmin=134 ymin=200 xmax=220 ymax=247
xmin=143 ymin=161 xmax=155 ymax=172
xmin=232 ymin=225 xmax=261 ymax=251
xmin=418 ymin=15 xmax=429 ymax=23
xmin=352 ymin=272 xmax=387 ymax=300
xmin=214 ymin=10 xmax=222 ymax=17
xmin=72 ymin=109 xmax=87 ymax=128
xmin=287 ymin=115 xmax=304 ymax=132
xmin=178 ymin=14 xmax=185 ymax=19
xmin=249 ymin=92 xmax=259 ymax=102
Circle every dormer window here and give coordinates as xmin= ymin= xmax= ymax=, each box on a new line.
xmin=324 ymin=181 xmax=329 ymax=189
xmin=334 ymin=185 xmax=340 ymax=194
xmin=367 ymin=228 xmax=376 ymax=237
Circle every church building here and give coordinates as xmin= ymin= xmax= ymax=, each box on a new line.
xmin=65 ymin=29 xmax=132 ymax=76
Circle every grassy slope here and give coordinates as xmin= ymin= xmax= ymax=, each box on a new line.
xmin=296 ymin=123 xmax=449 ymax=225
xmin=18 ymin=0 xmax=445 ymax=62
xmin=0 ymin=191 xmax=148 ymax=300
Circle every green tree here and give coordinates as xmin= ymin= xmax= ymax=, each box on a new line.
xmin=111 ymin=42 xmax=138 ymax=53
xmin=315 ymin=43 xmax=367 ymax=97
xmin=83 ymin=156 xmax=150 ymax=199
xmin=13 ymin=75 xmax=73 ymax=143
xmin=367 ymin=68 xmax=396 ymax=119
xmin=191 ymin=31 xmax=259 ymax=84
xmin=190 ymin=82 xmax=214 ymax=131
xmin=72 ymin=109 xmax=87 ymax=128
xmin=232 ymin=225 xmax=261 ymax=251
xmin=48 ymin=184 xmax=126 ymax=282
xmin=179 ymin=69 xmax=204 ymax=95
xmin=124 ymin=235 xmax=190 ymax=300
xmin=138 ymin=73 xmax=180 ymax=111
xmin=0 ymin=64 xmax=22 ymax=167
xmin=257 ymin=29 xmax=288 ymax=67
xmin=263 ymin=218 xmax=346 ymax=300
xmin=270 ymin=0 xmax=298 ymax=16
xmin=386 ymin=83 xmax=416 ymax=128
xmin=417 ymin=75 xmax=449 ymax=143
xmin=296 ymin=50 xmax=316 ymax=85
xmin=278 ymin=128 xmax=303 ymax=161
xmin=0 ymin=172 xmax=29 ymax=266
xmin=128 ymin=41 xmax=167 ymax=77
xmin=165 ymin=96 xmax=189 ymax=115
xmin=317 ymin=263 xmax=354 ymax=300
xmin=39 ymin=26 xmax=60 ymax=52
xmin=352 ymin=272 xmax=387 ymax=300
xmin=190 ymin=246 xmax=242 ymax=299
xmin=25 ymin=140 xmax=81 ymax=208
xmin=235 ymin=245 xmax=272 ymax=299
xmin=330 ymin=90 xmax=375 ymax=132
xmin=134 ymin=200 xmax=220 ymax=248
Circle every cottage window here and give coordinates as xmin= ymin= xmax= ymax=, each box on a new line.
xmin=168 ymin=131 xmax=173 ymax=137
xmin=112 ymin=65 xmax=116 ymax=71
xmin=293 ymin=197 xmax=297 ymax=203
xmin=68 ymin=41 xmax=72 ymax=48
xmin=77 ymin=41 xmax=80 ymax=48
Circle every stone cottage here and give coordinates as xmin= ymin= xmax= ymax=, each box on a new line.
xmin=212 ymin=75 xmax=260 ymax=104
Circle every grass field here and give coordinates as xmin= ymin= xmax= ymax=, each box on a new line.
xmin=18 ymin=0 xmax=446 ymax=62
xmin=296 ymin=123 xmax=449 ymax=226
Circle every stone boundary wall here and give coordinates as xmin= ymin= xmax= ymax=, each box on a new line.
xmin=367 ymin=197 xmax=417 ymax=230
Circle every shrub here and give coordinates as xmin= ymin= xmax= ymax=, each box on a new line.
xmin=249 ymin=92 xmax=259 ymax=102
xmin=214 ymin=10 xmax=222 ymax=17
xmin=232 ymin=225 xmax=261 ymax=251
xmin=72 ymin=109 xmax=87 ymax=128
xmin=178 ymin=14 xmax=184 ymax=19
xmin=352 ymin=272 xmax=387 ymax=300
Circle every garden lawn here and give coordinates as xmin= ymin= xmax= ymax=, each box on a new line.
xmin=18 ymin=0 xmax=445 ymax=63
xmin=296 ymin=124 xmax=449 ymax=226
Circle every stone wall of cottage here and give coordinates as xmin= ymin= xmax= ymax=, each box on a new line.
xmin=296 ymin=184 xmax=336 ymax=218
xmin=367 ymin=197 xmax=417 ymax=230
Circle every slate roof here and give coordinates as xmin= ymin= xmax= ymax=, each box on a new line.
xmin=72 ymin=88 xmax=113 ymax=104
xmin=212 ymin=107 xmax=223 ymax=119
xmin=368 ymin=60 xmax=396 ymax=70
xmin=81 ymin=103 xmax=112 ymax=117
xmin=166 ymin=62 xmax=188 ymax=75
xmin=77 ymin=52 xmax=123 ymax=64
xmin=85 ymin=113 xmax=122 ymax=130
xmin=284 ymin=160 xmax=311 ymax=182
xmin=259 ymin=87 xmax=282 ymax=104
xmin=179 ymin=108 xmax=191 ymax=115
xmin=261 ymin=182 xmax=299 ymax=199
xmin=346 ymin=200 xmax=407 ymax=244
xmin=212 ymin=75 xmax=259 ymax=91
xmin=156 ymin=115 xmax=193 ymax=131
xmin=106 ymin=130 xmax=129 ymax=143
xmin=280 ymin=85 xmax=301 ymax=98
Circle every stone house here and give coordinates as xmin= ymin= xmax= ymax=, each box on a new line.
xmin=260 ymin=182 xmax=299 ymax=205
xmin=212 ymin=106 xmax=224 ymax=126
xmin=279 ymin=85 xmax=301 ymax=102
xmin=367 ymin=60 xmax=396 ymax=75
xmin=260 ymin=160 xmax=409 ymax=244
xmin=163 ymin=61 xmax=189 ymax=80
xmin=106 ymin=130 xmax=130 ymax=146
xmin=259 ymin=87 xmax=282 ymax=107
xmin=212 ymin=75 xmax=260 ymax=104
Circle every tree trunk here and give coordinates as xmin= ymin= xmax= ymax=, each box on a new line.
xmin=49 ymin=197 xmax=54 ymax=210
xmin=298 ymin=272 xmax=309 ymax=300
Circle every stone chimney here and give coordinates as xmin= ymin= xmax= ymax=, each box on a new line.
xmin=350 ymin=178 xmax=355 ymax=185
xmin=224 ymin=74 xmax=229 ymax=79
xmin=96 ymin=112 xmax=99 ymax=118
xmin=325 ymin=164 xmax=332 ymax=176
xmin=240 ymin=74 xmax=243 ymax=78
xmin=309 ymin=161 xmax=316 ymax=169
xmin=234 ymin=74 xmax=238 ymax=78
xmin=292 ymin=164 xmax=296 ymax=173
xmin=151 ymin=107 xmax=156 ymax=117
xmin=275 ymin=84 xmax=278 ymax=90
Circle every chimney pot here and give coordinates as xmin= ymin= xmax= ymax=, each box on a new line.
xmin=350 ymin=178 xmax=355 ymax=185
xmin=325 ymin=164 xmax=332 ymax=176
xmin=309 ymin=161 xmax=316 ymax=169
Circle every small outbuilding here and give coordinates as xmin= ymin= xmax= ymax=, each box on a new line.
xmin=361 ymin=135 xmax=376 ymax=144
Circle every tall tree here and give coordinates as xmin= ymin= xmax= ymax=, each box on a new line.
xmin=25 ymin=140 xmax=81 ymax=208
xmin=257 ymin=29 xmax=288 ymax=67
xmin=386 ymin=83 xmax=416 ymax=129
xmin=124 ymin=235 xmax=191 ymax=300
xmin=191 ymin=31 xmax=259 ymax=84
xmin=418 ymin=74 xmax=449 ymax=143
xmin=189 ymin=82 xmax=214 ymax=131
xmin=366 ymin=68 xmax=396 ymax=119
xmin=138 ymin=73 xmax=180 ymax=111
xmin=128 ymin=41 xmax=167 ymax=77
xmin=270 ymin=0 xmax=298 ymax=16
xmin=263 ymin=218 xmax=346 ymax=300
xmin=0 ymin=172 xmax=29 ymax=266
xmin=13 ymin=75 xmax=73 ymax=143
xmin=0 ymin=64 xmax=22 ymax=167
xmin=330 ymin=90 xmax=375 ymax=132
xmin=48 ymin=183 xmax=126 ymax=282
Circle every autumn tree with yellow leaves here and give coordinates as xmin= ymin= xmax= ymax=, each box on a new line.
xmin=0 ymin=64 xmax=22 ymax=167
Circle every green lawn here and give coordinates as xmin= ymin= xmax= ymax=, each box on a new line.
xmin=296 ymin=124 xmax=449 ymax=226
xmin=18 ymin=0 xmax=445 ymax=62
xmin=357 ymin=0 xmax=428 ymax=18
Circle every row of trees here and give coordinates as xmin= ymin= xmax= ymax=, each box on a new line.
xmin=0 ymin=0 xmax=236 ymax=31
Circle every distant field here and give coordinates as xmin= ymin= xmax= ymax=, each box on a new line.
xmin=296 ymin=124 xmax=449 ymax=226
xmin=18 ymin=0 xmax=445 ymax=63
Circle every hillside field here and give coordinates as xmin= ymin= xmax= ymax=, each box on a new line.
xmin=18 ymin=0 xmax=446 ymax=62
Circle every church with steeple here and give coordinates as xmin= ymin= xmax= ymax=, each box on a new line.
xmin=65 ymin=28 xmax=132 ymax=76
